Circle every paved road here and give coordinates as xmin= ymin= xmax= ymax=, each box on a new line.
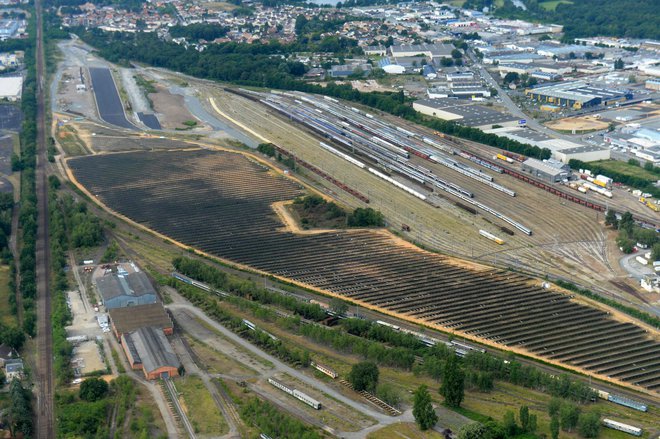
xmin=466 ymin=49 xmax=577 ymax=142
xmin=619 ymin=253 xmax=655 ymax=280
xmin=166 ymin=301 xmax=396 ymax=425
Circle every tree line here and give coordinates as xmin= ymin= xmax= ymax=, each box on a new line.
xmin=170 ymin=257 xmax=598 ymax=403
xmin=74 ymin=28 xmax=550 ymax=160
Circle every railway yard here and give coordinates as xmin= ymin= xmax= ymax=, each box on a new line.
xmin=66 ymin=148 xmax=660 ymax=394
xmin=196 ymin=85 xmax=658 ymax=303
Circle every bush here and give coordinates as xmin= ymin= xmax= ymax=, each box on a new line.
xmin=79 ymin=377 xmax=109 ymax=401
xmin=348 ymin=361 xmax=379 ymax=392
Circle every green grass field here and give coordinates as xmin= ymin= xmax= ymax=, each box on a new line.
xmin=589 ymin=160 xmax=659 ymax=182
xmin=0 ymin=265 xmax=17 ymax=327
xmin=176 ymin=375 xmax=228 ymax=436
xmin=539 ymin=0 xmax=573 ymax=11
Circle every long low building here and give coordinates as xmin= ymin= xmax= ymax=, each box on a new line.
xmin=121 ymin=326 xmax=180 ymax=380
xmin=521 ymin=158 xmax=571 ymax=182
xmin=525 ymin=81 xmax=632 ymax=109
xmin=96 ymin=266 xmax=158 ymax=309
xmin=109 ymin=302 xmax=173 ymax=340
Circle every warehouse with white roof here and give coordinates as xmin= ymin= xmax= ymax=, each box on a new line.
xmin=0 ymin=76 xmax=22 ymax=101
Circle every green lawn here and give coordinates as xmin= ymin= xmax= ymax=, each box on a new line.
xmin=175 ymin=375 xmax=228 ymax=437
xmin=0 ymin=265 xmax=17 ymax=326
xmin=539 ymin=0 xmax=573 ymax=11
xmin=589 ymin=160 xmax=659 ymax=182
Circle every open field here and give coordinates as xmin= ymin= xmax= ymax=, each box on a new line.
xmin=539 ymin=0 xmax=573 ymax=11
xmin=183 ymin=335 xmax=258 ymax=378
xmin=56 ymin=124 xmax=88 ymax=156
xmin=0 ymin=265 xmax=16 ymax=326
xmin=546 ymin=115 xmax=609 ymax=132
xmin=589 ymin=160 xmax=660 ymax=182
xmin=175 ymin=375 xmax=229 ymax=437
xmin=367 ymin=423 xmax=446 ymax=439
xmin=148 ymin=83 xmax=199 ymax=130
xmin=67 ymin=148 xmax=660 ymax=394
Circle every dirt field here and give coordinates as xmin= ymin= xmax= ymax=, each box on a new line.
xmin=545 ymin=115 xmax=609 ymax=132
xmin=71 ymin=340 xmax=106 ymax=375
xmin=148 ymin=84 xmax=198 ymax=130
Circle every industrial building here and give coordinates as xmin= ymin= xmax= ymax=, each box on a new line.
xmin=389 ymin=43 xmax=453 ymax=59
xmin=330 ymin=63 xmax=371 ymax=78
xmin=521 ymin=158 xmax=571 ymax=183
xmin=362 ymin=45 xmax=386 ymax=56
xmin=0 ymin=76 xmax=22 ymax=101
xmin=121 ymin=326 xmax=180 ymax=380
xmin=525 ymin=81 xmax=632 ymax=109
xmin=95 ymin=265 xmax=158 ymax=309
xmin=0 ymin=20 xmax=19 ymax=39
xmin=108 ymin=302 xmax=173 ymax=340
xmin=413 ymin=99 xmax=517 ymax=127
xmin=492 ymin=126 xmax=610 ymax=162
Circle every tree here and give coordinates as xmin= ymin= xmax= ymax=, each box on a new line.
xmin=528 ymin=413 xmax=537 ymax=433
xmin=652 ymin=242 xmax=660 ymax=262
xmin=440 ymin=354 xmax=465 ymax=407
xmin=503 ymin=410 xmax=517 ymax=436
xmin=451 ymin=49 xmax=463 ymax=59
xmin=413 ymin=385 xmax=437 ymax=430
xmin=329 ymin=297 xmax=349 ymax=316
xmin=550 ymin=415 xmax=560 ymax=439
xmin=348 ymin=361 xmax=379 ymax=392
xmin=605 ymin=209 xmax=618 ymax=227
xmin=559 ymin=401 xmax=580 ymax=432
xmin=618 ymin=211 xmax=634 ymax=235
xmin=503 ymin=72 xmax=520 ymax=84
xmin=458 ymin=421 xmax=506 ymax=439
xmin=519 ymin=405 xmax=529 ymax=432
xmin=614 ymin=58 xmax=624 ymax=69
xmin=79 ymin=377 xmax=109 ymax=402
xmin=578 ymin=411 xmax=601 ymax=438
xmin=548 ymin=398 xmax=562 ymax=417
xmin=1 ymin=326 xmax=25 ymax=350
xmin=376 ymin=383 xmax=401 ymax=407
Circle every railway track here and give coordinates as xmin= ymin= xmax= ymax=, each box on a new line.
xmin=338 ymin=379 xmax=402 ymax=416
xmin=34 ymin=0 xmax=54 ymax=437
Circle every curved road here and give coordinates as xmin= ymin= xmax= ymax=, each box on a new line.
xmin=166 ymin=302 xmax=404 ymax=426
